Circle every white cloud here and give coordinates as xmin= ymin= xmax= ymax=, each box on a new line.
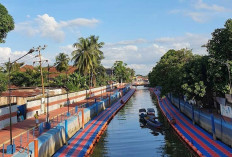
xmin=15 ymin=14 xmax=99 ymax=42
xmin=105 ymin=39 xmax=148 ymax=47
xmin=0 ymin=47 xmax=34 ymax=64
xmin=186 ymin=12 xmax=207 ymax=23
xmin=195 ymin=0 xmax=227 ymax=12
xmin=170 ymin=0 xmax=231 ymax=23
xmin=102 ymin=33 xmax=209 ymax=75
xmin=60 ymin=18 xmax=99 ymax=28
xmin=0 ymin=47 xmax=52 ymax=65
xmin=59 ymin=44 xmax=75 ymax=54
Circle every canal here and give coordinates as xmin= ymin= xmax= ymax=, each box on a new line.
xmin=91 ymin=86 xmax=194 ymax=157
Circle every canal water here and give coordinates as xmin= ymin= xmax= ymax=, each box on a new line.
xmin=91 ymin=86 xmax=194 ymax=157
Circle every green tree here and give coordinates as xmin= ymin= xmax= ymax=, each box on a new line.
xmin=4 ymin=62 xmax=24 ymax=73
xmin=112 ymin=61 xmax=134 ymax=83
xmin=112 ymin=61 xmax=127 ymax=83
xmin=89 ymin=35 xmax=104 ymax=64
xmin=181 ymin=55 xmax=214 ymax=107
xmin=54 ymin=53 xmax=70 ymax=72
xmin=206 ymin=19 xmax=232 ymax=61
xmin=67 ymin=72 xmax=86 ymax=91
xmin=0 ymin=3 xmax=14 ymax=43
xmin=205 ymin=19 xmax=232 ymax=95
xmin=72 ymin=37 xmax=96 ymax=75
xmin=148 ymin=49 xmax=193 ymax=96
xmin=95 ymin=65 xmax=108 ymax=86
xmin=72 ymin=36 xmax=104 ymax=87
xmin=89 ymin=35 xmax=104 ymax=86
xmin=0 ymin=72 xmax=7 ymax=93
xmin=10 ymin=71 xmax=29 ymax=87
xmin=10 ymin=69 xmax=41 ymax=87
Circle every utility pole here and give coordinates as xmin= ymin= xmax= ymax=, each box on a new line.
xmin=34 ymin=45 xmax=47 ymax=112
xmin=35 ymin=45 xmax=47 ymax=97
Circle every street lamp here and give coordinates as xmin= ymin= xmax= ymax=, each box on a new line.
xmin=45 ymin=62 xmax=51 ymax=129
xmin=7 ymin=48 xmax=35 ymax=154
xmin=66 ymin=69 xmax=70 ymax=116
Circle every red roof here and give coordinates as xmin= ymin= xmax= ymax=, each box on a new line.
xmin=1 ymin=88 xmax=41 ymax=97
xmin=20 ymin=65 xmax=34 ymax=72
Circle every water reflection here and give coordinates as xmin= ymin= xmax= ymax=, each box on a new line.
xmin=139 ymin=119 xmax=164 ymax=137
xmin=91 ymin=86 xmax=194 ymax=157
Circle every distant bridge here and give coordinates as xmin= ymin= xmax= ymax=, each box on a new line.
xmin=132 ymin=81 xmax=150 ymax=87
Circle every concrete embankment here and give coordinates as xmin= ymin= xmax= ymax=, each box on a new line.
xmin=13 ymin=86 xmax=132 ymax=157
xmin=53 ymin=88 xmax=135 ymax=157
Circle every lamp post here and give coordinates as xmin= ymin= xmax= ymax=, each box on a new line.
xmin=7 ymin=48 xmax=35 ymax=154
xmin=66 ymin=70 xmax=70 ymax=116
xmin=45 ymin=63 xmax=51 ymax=129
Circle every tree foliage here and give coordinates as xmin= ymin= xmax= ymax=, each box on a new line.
xmin=148 ymin=19 xmax=232 ymax=108
xmin=206 ymin=19 xmax=232 ymax=61
xmin=0 ymin=72 xmax=7 ymax=93
xmin=54 ymin=53 xmax=70 ymax=72
xmin=10 ymin=69 xmax=41 ymax=87
xmin=149 ymin=49 xmax=193 ymax=96
xmin=72 ymin=35 xmax=104 ymax=76
xmin=112 ymin=61 xmax=134 ymax=83
xmin=205 ymin=19 xmax=232 ymax=95
xmin=0 ymin=3 xmax=14 ymax=43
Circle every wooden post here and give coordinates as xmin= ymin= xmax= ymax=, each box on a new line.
xmin=34 ymin=139 xmax=38 ymax=157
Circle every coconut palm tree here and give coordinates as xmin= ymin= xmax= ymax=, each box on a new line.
xmin=72 ymin=37 xmax=95 ymax=76
xmin=72 ymin=36 xmax=104 ymax=87
xmin=54 ymin=53 xmax=70 ymax=72
xmin=88 ymin=35 xmax=104 ymax=86
xmin=89 ymin=35 xmax=104 ymax=64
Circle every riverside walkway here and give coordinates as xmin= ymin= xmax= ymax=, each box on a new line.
xmin=151 ymin=88 xmax=232 ymax=157
xmin=0 ymin=86 xmax=124 ymax=157
xmin=53 ymin=89 xmax=135 ymax=157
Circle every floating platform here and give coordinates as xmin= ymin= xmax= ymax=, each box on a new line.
xmin=53 ymin=89 xmax=135 ymax=157
xmin=151 ymin=88 xmax=232 ymax=157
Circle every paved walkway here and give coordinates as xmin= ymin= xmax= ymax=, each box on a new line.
xmin=0 ymin=86 xmax=124 ymax=156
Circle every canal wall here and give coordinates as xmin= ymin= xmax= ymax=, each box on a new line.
xmin=0 ymin=104 xmax=18 ymax=130
xmin=167 ymin=94 xmax=232 ymax=147
xmin=13 ymin=85 xmax=131 ymax=157
xmin=0 ymin=84 xmax=120 ymax=130
xmin=26 ymin=84 xmax=119 ymax=119
xmin=53 ymin=88 xmax=136 ymax=156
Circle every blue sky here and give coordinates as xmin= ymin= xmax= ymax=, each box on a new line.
xmin=0 ymin=0 xmax=232 ymax=75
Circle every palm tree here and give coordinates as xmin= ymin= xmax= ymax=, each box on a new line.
xmin=54 ymin=53 xmax=70 ymax=72
xmin=72 ymin=36 xmax=104 ymax=87
xmin=89 ymin=35 xmax=104 ymax=64
xmin=72 ymin=35 xmax=104 ymax=84
xmin=88 ymin=35 xmax=104 ymax=86
xmin=72 ymin=37 xmax=96 ymax=76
